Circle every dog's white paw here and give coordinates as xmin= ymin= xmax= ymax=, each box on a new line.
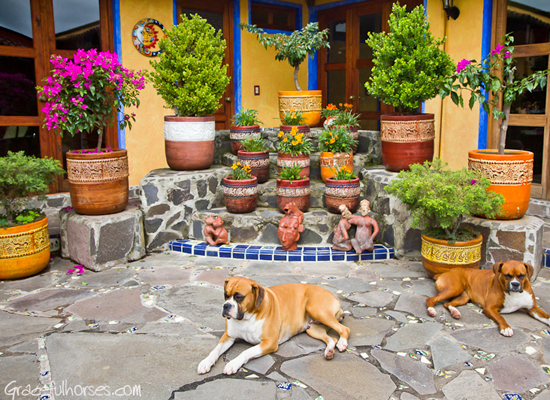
xmin=500 ymin=327 xmax=514 ymax=337
xmin=448 ymin=306 xmax=461 ymax=319
xmin=324 ymin=338 xmax=336 ymax=360
xmin=427 ymin=307 xmax=436 ymax=317
xmin=197 ymin=357 xmax=215 ymax=374
xmin=336 ymin=337 xmax=348 ymax=352
xmin=223 ymin=359 xmax=243 ymax=375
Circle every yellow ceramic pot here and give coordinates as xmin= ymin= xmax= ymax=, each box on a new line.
xmin=278 ymin=90 xmax=322 ymax=127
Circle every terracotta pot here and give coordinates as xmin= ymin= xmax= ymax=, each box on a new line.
xmin=223 ymin=176 xmax=258 ymax=214
xmin=276 ymin=178 xmax=310 ymax=213
xmin=66 ymin=148 xmax=129 ymax=215
xmin=320 ymin=152 xmax=353 ymax=182
xmin=280 ymin=124 xmax=311 ymax=139
xmin=421 ymin=234 xmax=482 ymax=278
xmin=325 ymin=177 xmax=361 ymax=214
xmin=278 ymin=90 xmax=322 ymax=127
xmin=277 ymin=152 xmax=310 ymax=178
xmin=238 ymin=150 xmax=270 ymax=184
xmin=380 ymin=114 xmax=435 ymax=172
xmin=230 ymin=125 xmax=261 ymax=155
xmin=0 ymin=216 xmax=50 ymax=279
xmin=468 ymin=149 xmax=533 ymax=220
xmin=164 ymin=115 xmax=215 ymax=170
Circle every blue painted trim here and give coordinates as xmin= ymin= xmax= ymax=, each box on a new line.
xmin=173 ymin=0 xmax=178 ymax=25
xmin=308 ymin=7 xmax=318 ymax=90
xmin=112 ymin=0 xmax=125 ymax=149
xmin=234 ymin=0 xmax=242 ymax=113
xmin=478 ymin=0 xmax=493 ymax=150
xmin=248 ymin=0 xmax=302 ymax=34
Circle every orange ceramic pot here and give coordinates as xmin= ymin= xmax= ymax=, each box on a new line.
xmin=320 ymin=152 xmax=353 ymax=182
xmin=278 ymin=90 xmax=322 ymax=127
xmin=468 ymin=149 xmax=533 ymax=220
xmin=0 ymin=216 xmax=50 ymax=279
xmin=421 ymin=234 xmax=482 ymax=279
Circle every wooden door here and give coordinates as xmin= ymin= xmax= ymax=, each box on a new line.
xmin=177 ymin=0 xmax=234 ymax=130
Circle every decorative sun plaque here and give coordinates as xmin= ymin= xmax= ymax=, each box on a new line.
xmin=132 ymin=18 xmax=165 ymax=57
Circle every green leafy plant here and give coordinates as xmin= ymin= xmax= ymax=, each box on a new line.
xmin=332 ymin=109 xmax=360 ymax=127
xmin=280 ymin=109 xmax=306 ymax=125
xmin=232 ymin=108 xmax=262 ymax=127
xmin=440 ymin=34 xmax=550 ymax=154
xmin=0 ymin=151 xmax=64 ymax=227
xmin=318 ymin=127 xmax=356 ymax=153
xmin=229 ymin=162 xmax=253 ymax=180
xmin=278 ymin=164 xmax=306 ymax=181
xmin=329 ymin=166 xmax=357 ymax=181
xmin=385 ymin=158 xmax=505 ymax=241
xmin=149 ymin=14 xmax=231 ymax=116
xmin=242 ymin=136 xmax=267 ymax=152
xmin=365 ymin=3 xmax=454 ymax=114
xmin=277 ymin=126 xmax=313 ymax=155
xmin=239 ymin=23 xmax=329 ymax=91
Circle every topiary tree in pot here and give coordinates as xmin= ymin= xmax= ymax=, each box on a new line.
xmin=365 ymin=2 xmax=455 ymax=172
xmin=149 ymin=14 xmax=231 ymax=171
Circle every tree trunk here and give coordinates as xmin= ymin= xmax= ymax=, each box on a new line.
xmin=96 ymin=128 xmax=103 ymax=153
xmin=294 ymin=65 xmax=301 ymax=91
xmin=498 ymin=104 xmax=511 ymax=155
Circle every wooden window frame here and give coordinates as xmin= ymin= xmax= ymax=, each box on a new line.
xmin=250 ymin=2 xmax=297 ymax=32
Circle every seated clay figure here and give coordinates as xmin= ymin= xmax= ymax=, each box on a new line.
xmin=349 ymin=200 xmax=379 ymax=254
xmin=203 ymin=215 xmax=230 ymax=246
xmin=332 ymin=204 xmax=353 ymax=252
xmin=278 ymin=203 xmax=304 ymax=251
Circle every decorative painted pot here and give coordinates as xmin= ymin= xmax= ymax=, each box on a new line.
xmin=280 ymin=124 xmax=311 ymax=139
xmin=421 ymin=234 xmax=482 ymax=278
xmin=278 ymin=90 xmax=322 ymax=127
xmin=230 ymin=125 xmax=261 ymax=155
xmin=276 ymin=178 xmax=310 ymax=213
xmin=468 ymin=149 xmax=533 ymax=220
xmin=380 ymin=114 xmax=435 ymax=172
xmin=164 ymin=115 xmax=215 ymax=170
xmin=66 ymin=148 xmax=129 ymax=215
xmin=320 ymin=152 xmax=353 ymax=182
xmin=223 ymin=176 xmax=258 ymax=214
xmin=277 ymin=152 xmax=310 ymax=178
xmin=0 ymin=216 xmax=50 ymax=279
xmin=325 ymin=177 xmax=361 ymax=214
xmin=238 ymin=150 xmax=270 ymax=184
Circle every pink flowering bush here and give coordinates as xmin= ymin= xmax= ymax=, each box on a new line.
xmin=37 ymin=49 xmax=146 ymax=152
xmin=440 ymin=34 xmax=549 ymax=154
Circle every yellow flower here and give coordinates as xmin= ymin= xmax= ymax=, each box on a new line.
xmin=278 ymin=131 xmax=284 ymax=137
xmin=296 ymin=133 xmax=303 ymax=140
xmin=236 ymin=162 xmax=241 ymax=166
xmin=231 ymin=164 xmax=237 ymax=170
xmin=292 ymin=140 xmax=297 ymax=146
xmin=290 ymin=108 xmax=295 ymax=112
xmin=330 ymin=138 xmax=336 ymax=144
xmin=325 ymin=141 xmax=329 ymax=145
xmin=249 ymin=138 xmax=253 ymax=141
xmin=334 ymin=135 xmax=338 ymax=139
xmin=296 ymin=138 xmax=302 ymax=144
xmin=283 ymin=138 xmax=288 ymax=143
xmin=329 ymin=131 xmax=333 ymax=136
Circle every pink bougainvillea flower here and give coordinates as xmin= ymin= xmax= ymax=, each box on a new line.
xmin=456 ymin=59 xmax=471 ymax=73
xmin=491 ymin=44 xmax=503 ymax=55
xmin=470 ymin=180 xmax=476 ymax=185
xmin=504 ymin=52 xmax=511 ymax=59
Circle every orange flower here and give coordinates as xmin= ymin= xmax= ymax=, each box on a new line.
xmin=339 ymin=103 xmax=343 ymax=107
xmin=326 ymin=104 xmax=337 ymax=111
xmin=278 ymin=131 xmax=284 ymax=137
xmin=283 ymin=138 xmax=288 ymax=143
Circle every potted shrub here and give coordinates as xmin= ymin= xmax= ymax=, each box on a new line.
xmin=318 ymin=126 xmax=357 ymax=182
xmin=240 ymin=22 xmax=329 ymax=127
xmin=0 ymin=151 xmax=64 ymax=279
xmin=230 ymin=108 xmax=262 ymax=155
xmin=280 ymin=109 xmax=310 ymax=139
xmin=237 ymin=136 xmax=270 ymax=184
xmin=440 ymin=34 xmax=550 ymax=219
xmin=276 ymin=165 xmax=310 ymax=213
xmin=385 ymin=158 xmax=504 ymax=277
xmin=148 ymin=14 xmax=230 ymax=170
xmin=37 ymin=49 xmax=145 ymax=215
xmin=223 ymin=162 xmax=258 ymax=214
xmin=277 ymin=125 xmax=314 ymax=178
xmin=330 ymin=103 xmax=360 ymax=151
xmin=325 ymin=166 xmax=360 ymax=214
xmin=365 ymin=3 xmax=454 ymax=172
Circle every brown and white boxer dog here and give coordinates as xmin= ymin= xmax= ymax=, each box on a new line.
xmin=426 ymin=260 xmax=550 ymax=337
xmin=197 ymin=277 xmax=350 ymax=375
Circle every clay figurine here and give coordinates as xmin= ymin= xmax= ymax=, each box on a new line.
xmin=332 ymin=204 xmax=353 ymax=252
xmin=349 ymin=200 xmax=379 ymax=254
xmin=203 ymin=215 xmax=230 ymax=246
xmin=278 ymin=203 xmax=304 ymax=251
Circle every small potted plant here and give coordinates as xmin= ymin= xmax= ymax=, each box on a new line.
xmin=440 ymin=34 xmax=550 ymax=220
xmin=240 ymin=22 xmax=329 ymax=126
xmin=230 ymin=108 xmax=263 ymax=155
xmin=280 ymin=109 xmax=310 ymax=138
xmin=385 ymin=158 xmax=504 ymax=277
xmin=223 ymin=162 xmax=258 ymax=214
xmin=321 ymin=103 xmax=340 ymax=129
xmin=37 ymin=49 xmax=145 ymax=215
xmin=238 ymin=136 xmax=270 ymax=184
xmin=0 ymin=151 xmax=64 ymax=279
xmin=276 ymin=164 xmax=310 ymax=213
xmin=277 ymin=125 xmax=314 ymax=178
xmin=325 ymin=166 xmax=360 ymax=214
xmin=365 ymin=3 xmax=454 ymax=172
xmin=148 ymin=14 xmax=230 ymax=170
xmin=331 ymin=103 xmax=360 ymax=151
xmin=318 ymin=126 xmax=357 ymax=182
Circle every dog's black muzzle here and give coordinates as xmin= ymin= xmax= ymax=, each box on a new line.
xmin=509 ymin=280 xmax=523 ymax=293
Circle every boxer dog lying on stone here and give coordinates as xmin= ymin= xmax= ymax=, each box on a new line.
xmin=426 ymin=260 xmax=550 ymax=337
xmin=197 ymin=277 xmax=350 ymax=375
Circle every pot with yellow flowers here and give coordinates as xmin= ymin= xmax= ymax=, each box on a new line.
xmin=280 ymin=109 xmax=310 ymax=139
xmin=325 ymin=166 xmax=360 ymax=214
xmin=223 ymin=162 xmax=258 ymax=214
xmin=237 ymin=136 xmax=270 ymax=184
xmin=277 ymin=125 xmax=314 ymax=178
xmin=230 ymin=108 xmax=262 ymax=155
xmin=276 ymin=164 xmax=310 ymax=213
xmin=319 ymin=126 xmax=357 ymax=182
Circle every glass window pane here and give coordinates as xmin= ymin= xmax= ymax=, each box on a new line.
xmin=507 ymin=1 xmax=550 ymax=45
xmin=251 ymin=7 xmax=269 ymax=25
xmin=0 ymin=56 xmax=38 ymax=116
xmin=0 ymin=126 xmax=40 ymax=158
xmin=327 ymin=20 xmax=346 ymax=64
xmin=0 ymin=0 xmax=33 ymax=48
xmin=53 ymin=0 xmax=100 ymax=50
xmin=358 ymin=68 xmax=379 ymax=112
xmin=510 ymin=55 xmax=548 ymax=114
xmin=505 ymin=125 xmax=544 ymax=183
xmin=359 ymin=12 xmax=382 ymax=59
xmin=327 ymin=69 xmax=346 ymax=106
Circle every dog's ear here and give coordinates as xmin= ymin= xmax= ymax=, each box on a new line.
xmin=251 ymin=283 xmax=265 ymax=308
xmin=224 ymin=278 xmax=230 ymax=291
xmin=524 ymin=263 xmax=535 ymax=280
xmin=492 ymin=262 xmax=504 ymax=275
